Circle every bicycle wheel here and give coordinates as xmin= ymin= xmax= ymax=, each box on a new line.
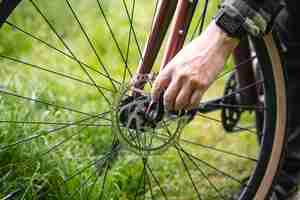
xmin=0 ymin=0 xmax=286 ymax=200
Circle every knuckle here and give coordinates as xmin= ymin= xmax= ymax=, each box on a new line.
xmin=189 ymin=77 xmax=200 ymax=87
xmin=200 ymin=77 xmax=210 ymax=88
xmin=159 ymin=72 xmax=170 ymax=81
xmin=192 ymin=76 xmax=209 ymax=89
xmin=175 ymin=70 xmax=188 ymax=80
xmin=188 ymin=77 xmax=206 ymax=89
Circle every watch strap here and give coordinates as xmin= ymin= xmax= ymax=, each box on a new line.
xmin=214 ymin=6 xmax=247 ymax=38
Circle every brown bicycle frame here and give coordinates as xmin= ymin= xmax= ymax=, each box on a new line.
xmin=134 ymin=0 xmax=197 ymax=89
xmin=135 ymin=0 xmax=257 ymax=106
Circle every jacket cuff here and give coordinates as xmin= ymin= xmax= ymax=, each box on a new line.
xmin=220 ymin=0 xmax=283 ymax=37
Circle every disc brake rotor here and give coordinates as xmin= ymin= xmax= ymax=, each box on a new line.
xmin=112 ymin=83 xmax=189 ymax=156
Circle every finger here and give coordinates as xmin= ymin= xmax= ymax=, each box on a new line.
xmin=187 ymin=90 xmax=202 ymax=110
xmin=151 ymin=72 xmax=171 ymax=102
xmin=174 ymin=83 xmax=193 ymax=111
xmin=164 ymin=78 xmax=182 ymax=111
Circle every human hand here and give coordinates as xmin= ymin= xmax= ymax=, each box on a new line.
xmin=151 ymin=21 xmax=239 ymax=111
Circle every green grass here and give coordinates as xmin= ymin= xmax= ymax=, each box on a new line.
xmin=0 ymin=0 xmax=259 ymax=199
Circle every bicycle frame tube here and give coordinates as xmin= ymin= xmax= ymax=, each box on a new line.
xmin=160 ymin=0 xmax=198 ymax=69
xmin=233 ymin=39 xmax=258 ymax=106
xmin=0 ymin=0 xmax=22 ymax=27
xmin=135 ymin=0 xmax=178 ymax=76
xmin=135 ymin=0 xmax=198 ymax=85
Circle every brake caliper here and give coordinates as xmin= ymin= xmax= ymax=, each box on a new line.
xmin=118 ymin=95 xmax=164 ymax=131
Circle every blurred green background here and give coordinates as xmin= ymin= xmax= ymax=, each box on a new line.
xmin=0 ymin=0 xmax=258 ymax=199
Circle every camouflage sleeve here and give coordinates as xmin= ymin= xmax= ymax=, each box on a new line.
xmin=218 ymin=0 xmax=283 ymax=37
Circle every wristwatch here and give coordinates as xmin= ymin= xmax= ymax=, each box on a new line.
xmin=214 ymin=6 xmax=247 ymax=39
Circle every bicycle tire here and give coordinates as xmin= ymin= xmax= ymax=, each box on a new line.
xmin=0 ymin=1 xmax=287 ymax=200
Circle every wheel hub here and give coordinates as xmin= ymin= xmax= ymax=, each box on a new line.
xmin=113 ymin=85 xmax=188 ymax=156
xmin=118 ymin=95 xmax=164 ymax=131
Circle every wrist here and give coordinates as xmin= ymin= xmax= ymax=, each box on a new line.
xmin=212 ymin=21 xmax=240 ymax=51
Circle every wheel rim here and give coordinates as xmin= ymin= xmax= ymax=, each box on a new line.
xmin=0 ymin=1 xmax=286 ymax=200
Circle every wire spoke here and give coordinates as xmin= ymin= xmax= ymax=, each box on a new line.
xmin=0 ymin=1 xmax=268 ymax=200
xmin=121 ymin=0 xmax=143 ymax=60
xmin=0 ymin=54 xmax=114 ymax=93
xmin=98 ymin=163 xmax=109 ymax=200
xmin=196 ymin=113 xmax=256 ymax=134
xmin=1 ymin=189 xmax=22 ymax=200
xmin=175 ymin=146 xmax=203 ymax=200
xmin=219 ymin=80 xmax=263 ymax=101
xmin=40 ymin=118 xmax=102 ymax=156
xmin=63 ymin=158 xmax=104 ymax=184
xmin=179 ymin=137 xmax=257 ymax=162
xmin=216 ymin=56 xmax=257 ymax=81
xmin=190 ymin=0 xmax=209 ymax=40
xmin=146 ymin=163 xmax=169 ymax=200
xmin=29 ymin=0 xmax=113 ymax=105
xmin=198 ymin=0 xmax=209 ymax=34
xmin=123 ymin=0 xmax=137 ymax=85
xmin=0 ymin=88 xmax=105 ymax=118
xmin=0 ymin=113 xmax=106 ymax=152
xmin=63 ymin=141 xmax=120 ymax=184
xmin=160 ymin=121 xmax=203 ymax=199
xmin=190 ymin=12 xmax=203 ymax=40
xmin=154 ymin=133 xmax=257 ymax=162
xmin=4 ymin=21 xmax=122 ymax=86
xmin=178 ymin=144 xmax=261 ymax=196
xmin=181 ymin=147 xmax=227 ymax=200
xmin=64 ymin=0 xmax=119 ymax=92
xmin=199 ymin=101 xmax=266 ymax=111
xmin=67 ymin=163 xmax=102 ymax=199
xmin=99 ymin=136 xmax=120 ymax=200
xmin=145 ymin=165 xmax=155 ymax=200
xmin=150 ymin=0 xmax=159 ymax=30
xmin=95 ymin=0 xmax=133 ymax=79
xmin=176 ymin=145 xmax=243 ymax=185
xmin=0 ymin=120 xmax=110 ymax=127
xmin=134 ymin=159 xmax=147 ymax=200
